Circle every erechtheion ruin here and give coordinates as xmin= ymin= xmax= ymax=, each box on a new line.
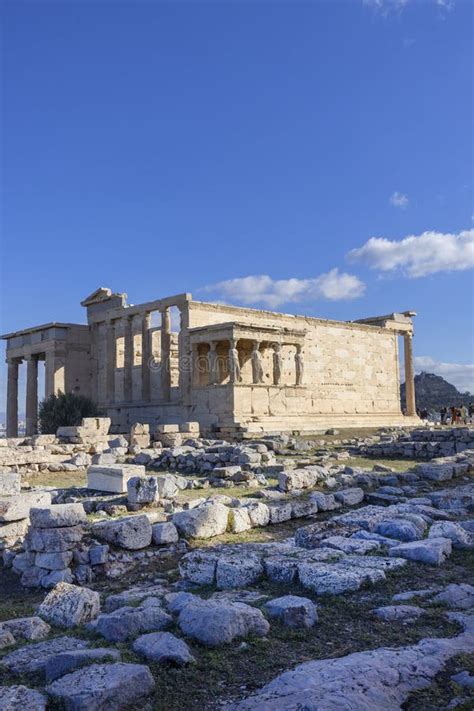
xmin=2 ymin=288 xmax=418 ymax=437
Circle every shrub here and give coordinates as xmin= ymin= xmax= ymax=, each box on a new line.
xmin=39 ymin=391 xmax=99 ymax=434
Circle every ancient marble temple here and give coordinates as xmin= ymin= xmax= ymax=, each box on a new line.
xmin=2 ymin=288 xmax=418 ymax=436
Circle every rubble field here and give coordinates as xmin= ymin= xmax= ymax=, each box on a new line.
xmin=0 ymin=421 xmax=473 ymax=710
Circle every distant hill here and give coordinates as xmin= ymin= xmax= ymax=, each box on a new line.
xmin=401 ymin=372 xmax=473 ymax=412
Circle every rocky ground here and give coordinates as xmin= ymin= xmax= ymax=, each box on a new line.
xmin=0 ymin=424 xmax=473 ymax=710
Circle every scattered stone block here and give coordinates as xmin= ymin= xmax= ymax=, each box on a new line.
xmin=334 ymin=488 xmax=364 ymax=506
xmin=35 ymin=550 xmax=74 ymax=570
xmin=0 ymin=616 xmax=51 ymax=641
xmin=95 ymin=603 xmax=172 ymax=642
xmin=152 ymin=521 xmax=179 ymax=545
xmin=216 ymin=554 xmax=264 ymax=589
xmin=389 ymin=538 xmax=452 ymax=565
xmin=44 ymin=647 xmax=122 ymax=682
xmin=1 ymin=636 xmax=90 ymax=674
xmin=87 ymin=464 xmax=146 ymax=493
xmin=0 ymin=471 xmax=21 ymax=496
xmin=0 ymin=630 xmax=16 ymax=648
xmin=0 ymin=491 xmax=52 ymax=522
xmin=127 ymin=476 xmax=159 ymax=504
xmin=89 ymin=545 xmax=109 ymax=565
xmin=30 ymin=503 xmax=87 ymax=528
xmin=372 ymin=605 xmax=425 ymax=622
xmin=264 ymin=595 xmax=318 ymax=628
xmin=133 ymin=631 xmax=195 ymax=665
xmin=0 ymin=685 xmax=46 ymax=711
xmin=173 ymin=503 xmax=229 ymax=539
xmin=374 ymin=519 xmax=422 ymax=542
xmin=429 ymin=522 xmax=474 ymax=549
xmin=26 ymin=525 xmax=84 ymax=552
xmin=38 ymin=583 xmax=100 ymax=628
xmin=178 ymin=599 xmax=269 ymax=647
xmin=92 ymin=515 xmax=152 ymax=550
xmin=434 ymin=584 xmax=474 ymax=609
xmin=46 ymin=663 xmax=155 ymax=709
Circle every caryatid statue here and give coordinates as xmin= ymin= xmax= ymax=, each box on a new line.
xmin=295 ymin=344 xmax=304 ymax=385
xmin=251 ymin=341 xmax=264 ymax=384
xmin=272 ymin=342 xmax=282 ymax=385
xmin=229 ymin=339 xmax=241 ymax=383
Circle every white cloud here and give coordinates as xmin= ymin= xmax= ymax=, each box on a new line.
xmin=202 ymin=269 xmax=366 ymax=309
xmin=348 ymin=228 xmax=474 ymax=277
xmin=363 ymin=0 xmax=454 ymax=11
xmin=390 ymin=191 xmax=409 ymax=209
xmin=414 ymin=356 xmax=474 ymax=394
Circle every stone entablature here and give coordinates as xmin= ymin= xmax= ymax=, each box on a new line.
xmin=2 ymin=287 xmax=418 ymax=436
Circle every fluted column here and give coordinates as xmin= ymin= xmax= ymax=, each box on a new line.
xmin=123 ymin=316 xmax=133 ymax=402
xmin=105 ymin=319 xmax=116 ymax=404
xmin=161 ymin=307 xmax=171 ymax=401
xmin=208 ymin=341 xmax=219 ymax=385
xmin=141 ymin=312 xmax=151 ymax=402
xmin=25 ymin=355 xmax=38 ymax=436
xmin=6 ymin=358 xmax=19 ymax=438
xmin=404 ymin=332 xmax=416 ymax=416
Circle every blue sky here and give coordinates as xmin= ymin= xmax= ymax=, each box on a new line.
xmin=1 ymin=0 xmax=473 ymax=411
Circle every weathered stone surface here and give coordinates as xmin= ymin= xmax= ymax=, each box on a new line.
xmin=320 ymin=535 xmax=380 ymax=555
xmin=44 ymin=648 xmax=122 ymax=683
xmin=0 ymin=630 xmax=15 ymax=648
xmin=229 ymin=613 xmax=474 ymax=710
xmin=389 ymin=537 xmax=452 ymax=565
xmin=30 ymin=503 xmax=87 ymax=528
xmin=92 ymin=515 xmax=152 ymax=550
xmin=434 ymin=584 xmax=474 ymax=610
xmin=264 ymin=595 xmax=318 ymax=629
xmin=179 ymin=550 xmax=219 ymax=585
xmin=152 ymin=521 xmax=179 ymax=545
xmin=0 ymin=518 xmax=29 ymax=545
xmin=173 ymin=503 xmax=229 ymax=539
xmin=429 ymin=521 xmax=474 ymax=549
xmin=334 ymin=488 xmax=364 ymax=506
xmin=104 ymin=584 xmax=169 ymax=612
xmin=42 ymin=568 xmax=74 ymax=589
xmin=0 ymin=491 xmax=52 ymax=522
xmin=0 ymin=471 xmax=21 ymax=495
xmin=39 ymin=583 xmax=100 ymax=628
xmin=374 ymin=519 xmax=422 ymax=542
xmin=245 ymin=502 xmax=270 ymax=527
xmin=278 ymin=469 xmax=320 ymax=492
xmin=0 ymin=616 xmax=51 ymax=641
xmin=1 ymin=636 xmax=89 ymax=674
xmin=46 ymin=662 xmax=155 ymax=710
xmin=127 ymin=476 xmax=159 ymax=504
xmin=35 ymin=550 xmax=73 ymax=570
xmin=298 ymin=561 xmax=385 ymax=595
xmin=229 ymin=507 xmax=252 ymax=533
xmin=372 ymin=605 xmax=424 ymax=622
xmin=96 ymin=603 xmax=172 ymax=642
xmin=89 ymin=544 xmax=109 ymax=565
xmin=26 ymin=525 xmax=83 ymax=552
xmin=87 ymin=464 xmax=146 ymax=493
xmin=132 ymin=631 xmax=195 ymax=665
xmin=308 ymin=492 xmax=340 ymax=511
xmin=216 ymin=554 xmax=264 ymax=589
xmin=0 ymin=685 xmax=46 ymax=710
xmin=178 ymin=599 xmax=270 ymax=646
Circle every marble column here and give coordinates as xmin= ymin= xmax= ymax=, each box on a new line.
xmin=161 ymin=307 xmax=171 ymax=401
xmin=123 ymin=316 xmax=133 ymax=402
xmin=404 ymin=332 xmax=416 ymax=416
xmin=141 ymin=312 xmax=151 ymax=402
xmin=25 ymin=355 xmax=38 ymax=436
xmin=251 ymin=341 xmax=264 ymax=384
xmin=208 ymin=341 xmax=219 ymax=385
xmin=105 ymin=319 xmax=116 ymax=404
xmin=6 ymin=358 xmax=19 ymax=438
xmin=272 ymin=343 xmax=282 ymax=385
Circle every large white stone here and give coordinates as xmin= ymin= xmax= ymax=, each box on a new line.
xmin=0 ymin=491 xmax=52 ymax=523
xmin=173 ymin=503 xmax=229 ymax=539
xmin=87 ymin=464 xmax=146 ymax=493
xmin=0 ymin=471 xmax=21 ymax=496
xmin=38 ymin=583 xmax=101 ymax=628
xmin=30 ymin=503 xmax=86 ymax=529
xmin=178 ymin=599 xmax=270 ymax=647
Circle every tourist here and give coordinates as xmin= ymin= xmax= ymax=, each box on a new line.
xmin=469 ymin=403 xmax=474 ymax=424
xmin=460 ymin=404 xmax=468 ymax=425
xmin=450 ymin=406 xmax=458 ymax=425
xmin=440 ymin=406 xmax=447 ymax=425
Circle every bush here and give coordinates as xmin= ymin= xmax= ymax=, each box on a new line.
xmin=39 ymin=391 xmax=99 ymax=434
